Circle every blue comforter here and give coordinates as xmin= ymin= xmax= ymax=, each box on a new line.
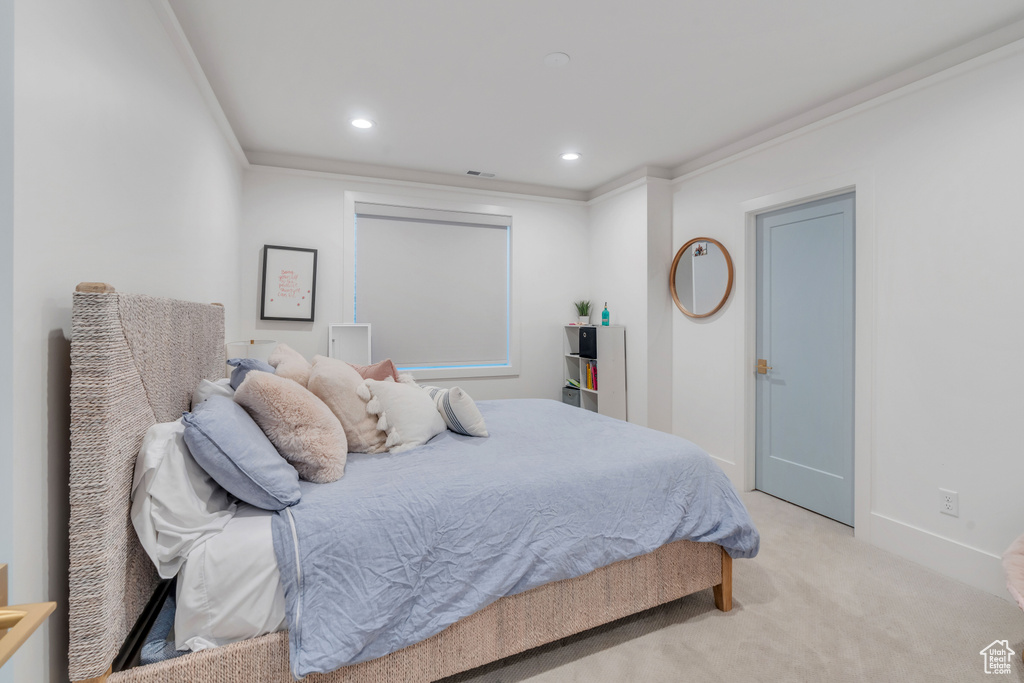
xmin=271 ymin=399 xmax=759 ymax=677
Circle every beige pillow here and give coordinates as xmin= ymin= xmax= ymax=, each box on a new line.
xmin=234 ymin=371 xmax=347 ymax=483
xmin=308 ymin=355 xmax=388 ymax=454
xmin=268 ymin=343 xmax=313 ymax=387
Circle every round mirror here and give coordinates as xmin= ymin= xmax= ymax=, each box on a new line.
xmin=670 ymin=237 xmax=734 ymax=318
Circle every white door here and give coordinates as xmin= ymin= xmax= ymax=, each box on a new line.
xmin=755 ymin=193 xmax=855 ymax=525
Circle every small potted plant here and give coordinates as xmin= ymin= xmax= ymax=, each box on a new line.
xmin=574 ymin=300 xmax=592 ymax=325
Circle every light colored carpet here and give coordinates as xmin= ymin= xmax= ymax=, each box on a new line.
xmin=446 ymin=491 xmax=1024 ymax=682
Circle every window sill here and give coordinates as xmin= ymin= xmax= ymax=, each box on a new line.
xmin=399 ymin=364 xmax=518 ymax=381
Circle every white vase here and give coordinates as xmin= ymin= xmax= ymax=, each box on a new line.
xmin=578 ymin=315 xmax=590 ymax=325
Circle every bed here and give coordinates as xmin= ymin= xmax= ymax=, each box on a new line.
xmin=67 ymin=284 xmax=757 ymax=683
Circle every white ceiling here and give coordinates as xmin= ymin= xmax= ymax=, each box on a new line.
xmin=167 ymin=0 xmax=1024 ymax=196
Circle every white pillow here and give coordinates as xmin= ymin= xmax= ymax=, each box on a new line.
xmin=357 ymin=379 xmax=446 ymax=453
xmin=191 ymin=377 xmax=234 ymax=409
xmin=421 ymin=386 xmax=489 ymax=437
xmin=131 ymin=420 xmax=237 ymax=579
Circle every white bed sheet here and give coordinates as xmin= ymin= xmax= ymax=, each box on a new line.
xmin=175 ymin=503 xmax=286 ymax=652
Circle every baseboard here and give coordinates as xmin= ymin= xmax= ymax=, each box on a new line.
xmin=707 ymin=454 xmax=741 ymax=489
xmin=870 ymin=512 xmax=1008 ymax=600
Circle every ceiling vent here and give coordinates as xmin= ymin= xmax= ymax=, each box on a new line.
xmin=466 ymin=170 xmax=496 ymax=178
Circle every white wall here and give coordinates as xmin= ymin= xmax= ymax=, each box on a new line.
xmin=240 ymin=167 xmax=590 ymax=401
xmin=587 ymin=179 xmax=674 ymax=431
xmin=11 ymin=0 xmax=244 ymax=679
xmin=672 ymin=40 xmax=1024 ymax=597
xmin=645 ymin=181 xmax=673 ymax=433
xmin=588 ymin=184 xmax=650 ymax=425
xmin=0 ymin=1 xmax=12 ymax=682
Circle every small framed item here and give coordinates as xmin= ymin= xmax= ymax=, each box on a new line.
xmin=261 ymin=245 xmax=318 ymax=322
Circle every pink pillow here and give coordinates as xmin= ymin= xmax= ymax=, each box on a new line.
xmin=234 ymin=371 xmax=347 ymax=483
xmin=347 ymin=359 xmax=400 ymax=382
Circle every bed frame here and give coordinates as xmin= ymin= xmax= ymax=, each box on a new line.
xmin=67 ymin=284 xmax=732 ymax=683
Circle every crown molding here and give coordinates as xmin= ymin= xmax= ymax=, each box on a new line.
xmin=151 ymin=2 xmax=1024 ymax=204
xmin=246 ymin=162 xmax=591 ymax=206
xmin=246 ymin=151 xmax=588 ymax=202
xmin=671 ymin=19 xmax=1024 ymax=180
xmin=149 ymin=0 xmax=249 ymax=167
xmin=585 ymin=166 xmax=672 ymax=203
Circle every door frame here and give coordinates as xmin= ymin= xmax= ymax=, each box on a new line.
xmin=738 ymin=173 xmax=875 ymax=539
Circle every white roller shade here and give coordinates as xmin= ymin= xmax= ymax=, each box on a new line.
xmin=354 ymin=203 xmax=511 ymax=369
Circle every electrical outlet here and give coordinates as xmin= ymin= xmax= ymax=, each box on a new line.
xmin=939 ymin=489 xmax=959 ymax=517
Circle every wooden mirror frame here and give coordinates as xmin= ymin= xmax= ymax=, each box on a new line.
xmin=670 ymin=237 xmax=734 ymax=319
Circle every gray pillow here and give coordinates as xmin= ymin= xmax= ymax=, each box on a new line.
xmin=227 ymin=358 xmax=275 ymax=390
xmin=182 ymin=396 xmax=300 ymax=510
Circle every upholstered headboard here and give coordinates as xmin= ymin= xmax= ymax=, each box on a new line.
xmin=67 ymin=284 xmax=224 ymax=681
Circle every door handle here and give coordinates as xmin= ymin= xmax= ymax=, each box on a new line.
xmin=756 ymin=359 xmax=772 ymax=375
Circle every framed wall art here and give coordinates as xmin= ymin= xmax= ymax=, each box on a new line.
xmin=261 ymin=244 xmax=318 ymax=322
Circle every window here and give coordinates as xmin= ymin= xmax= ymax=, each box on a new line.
xmin=350 ymin=199 xmax=516 ymax=379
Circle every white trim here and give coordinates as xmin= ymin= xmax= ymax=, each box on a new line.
xmin=342 ymin=191 xmax=521 ymax=381
xmin=403 ymin=364 xmax=518 ymax=381
xmin=248 ymin=151 xmax=587 ymax=202
xmin=149 ymin=0 xmax=249 ymax=167
xmin=586 ymin=174 xmax=672 ymax=207
xmin=149 ymin=2 xmax=1024 ymax=206
xmin=738 ymin=172 xmax=875 ymax=541
xmin=585 ymin=177 xmax=649 ymax=207
xmin=585 ymin=166 xmax=672 ymax=203
xmin=248 ymin=163 xmax=585 ymax=207
xmin=707 ymin=453 xmax=738 ymax=478
xmin=870 ymin=512 xmax=1008 ymax=599
xmin=673 ymin=33 xmax=1024 ymax=185
xmin=354 ymin=202 xmax=511 ymax=226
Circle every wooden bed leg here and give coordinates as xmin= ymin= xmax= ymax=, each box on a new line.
xmin=74 ymin=666 xmax=111 ymax=683
xmin=713 ymin=547 xmax=733 ymax=612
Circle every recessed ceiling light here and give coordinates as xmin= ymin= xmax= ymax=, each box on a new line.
xmin=560 ymin=152 xmax=581 ymax=161
xmin=544 ymin=52 xmax=571 ymax=68
xmin=351 ymin=118 xmax=375 ymax=129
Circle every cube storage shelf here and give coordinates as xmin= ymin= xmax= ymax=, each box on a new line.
xmin=562 ymin=325 xmax=626 ymax=421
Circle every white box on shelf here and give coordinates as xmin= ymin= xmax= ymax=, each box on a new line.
xmin=328 ymin=323 xmax=372 ymax=365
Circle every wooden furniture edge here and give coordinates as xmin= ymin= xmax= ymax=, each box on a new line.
xmin=74 ymin=666 xmax=112 ymax=683
xmin=0 ymin=562 xmax=57 ymax=669
xmin=0 ymin=564 xmax=7 ymax=639
xmin=76 ymin=282 xmax=116 ymax=293
xmin=713 ymin=547 xmax=733 ymax=612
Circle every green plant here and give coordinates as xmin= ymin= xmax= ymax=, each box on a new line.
xmin=573 ymin=300 xmax=592 ymax=316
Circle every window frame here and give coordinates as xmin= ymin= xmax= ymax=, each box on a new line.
xmin=343 ymin=191 xmax=520 ymax=381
